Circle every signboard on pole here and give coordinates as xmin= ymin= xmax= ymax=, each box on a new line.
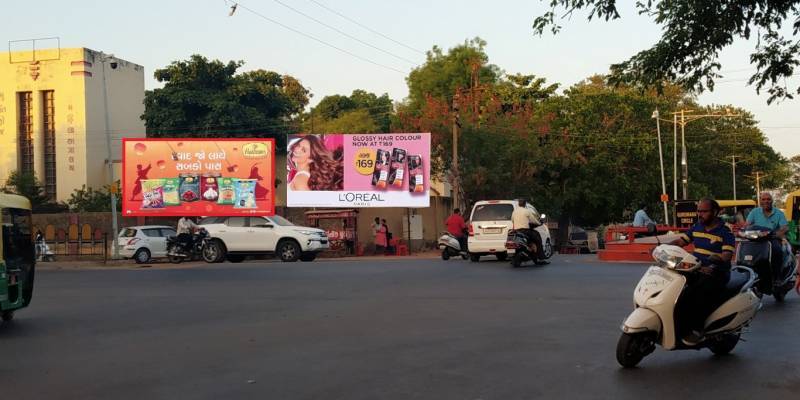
xmin=286 ymin=133 xmax=431 ymax=208
xmin=122 ymin=138 xmax=275 ymax=216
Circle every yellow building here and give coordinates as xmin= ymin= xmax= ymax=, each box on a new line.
xmin=0 ymin=47 xmax=145 ymax=202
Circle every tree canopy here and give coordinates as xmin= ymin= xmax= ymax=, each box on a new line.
xmin=533 ymin=1 xmax=800 ymax=104
xmin=143 ymin=55 xmax=310 ymax=146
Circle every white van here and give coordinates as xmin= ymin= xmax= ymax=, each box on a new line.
xmin=467 ymin=200 xmax=552 ymax=262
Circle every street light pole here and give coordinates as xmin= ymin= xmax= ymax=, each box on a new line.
xmin=100 ymin=53 xmax=119 ymax=259
xmin=652 ymin=109 xmax=669 ymax=225
xmin=673 ymin=114 xmax=677 ymax=202
xmin=452 ymin=93 xmax=460 ymax=211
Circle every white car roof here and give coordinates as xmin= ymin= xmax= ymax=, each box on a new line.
xmin=123 ymin=225 xmax=175 ymax=230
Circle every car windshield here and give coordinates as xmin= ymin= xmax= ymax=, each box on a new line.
xmin=471 ymin=204 xmax=514 ymax=221
xmin=267 ymin=215 xmax=295 ymax=226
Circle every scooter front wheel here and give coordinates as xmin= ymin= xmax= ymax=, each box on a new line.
xmin=616 ymin=332 xmax=653 ymax=368
xmin=168 ymin=254 xmax=183 ymax=264
xmin=707 ymin=332 xmax=740 ymax=355
xmin=441 ymin=250 xmax=450 ymax=260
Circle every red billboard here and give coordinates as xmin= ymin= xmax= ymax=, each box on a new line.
xmin=122 ymin=138 xmax=275 ymax=216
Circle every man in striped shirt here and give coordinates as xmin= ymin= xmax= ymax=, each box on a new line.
xmin=670 ymin=198 xmax=735 ymax=344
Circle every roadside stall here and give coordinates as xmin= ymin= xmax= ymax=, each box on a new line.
xmin=784 ymin=189 xmax=800 ymax=251
xmin=305 ymin=209 xmax=359 ymax=256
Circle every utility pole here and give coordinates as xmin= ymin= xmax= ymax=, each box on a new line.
xmin=718 ymin=155 xmax=739 ymax=200
xmin=452 ymin=93 xmax=460 ymax=211
xmin=747 ymin=171 xmax=767 ymax=197
xmin=671 ymin=108 xmax=740 ymax=199
xmin=100 ymin=52 xmax=119 ymax=259
xmin=673 ymin=114 xmax=678 ymax=202
xmin=652 ymin=109 xmax=669 ymax=225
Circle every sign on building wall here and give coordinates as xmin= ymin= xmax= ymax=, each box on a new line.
xmin=122 ymin=138 xmax=275 ymax=216
xmin=287 ymin=133 xmax=430 ymax=208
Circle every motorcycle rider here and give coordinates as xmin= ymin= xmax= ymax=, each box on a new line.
xmin=511 ymin=199 xmax=547 ymax=265
xmin=444 ymin=208 xmax=467 ymax=252
xmin=175 ymin=216 xmax=199 ymax=254
xmin=745 ymin=192 xmax=789 ymax=282
xmin=670 ymin=198 xmax=735 ymax=345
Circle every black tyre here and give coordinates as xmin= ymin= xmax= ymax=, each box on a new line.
xmin=442 ymin=250 xmax=450 ymax=260
xmin=461 ymin=253 xmax=469 ymax=260
xmin=774 ymin=289 xmax=786 ymax=303
xmin=512 ymin=252 xmax=523 ymax=268
xmin=278 ymin=240 xmax=301 ymax=262
xmin=616 ymin=332 xmax=651 ymax=368
xmin=496 ymin=252 xmax=507 ymax=261
xmin=469 ymin=253 xmax=480 ymax=262
xmin=543 ymin=239 xmax=553 ymax=259
xmin=708 ymin=332 xmax=740 ymax=355
xmin=1 ymin=311 xmax=14 ymax=322
xmin=227 ymin=255 xmax=245 ymax=263
xmin=203 ymin=240 xmax=225 ymax=263
xmin=300 ymin=253 xmax=317 ymax=262
xmin=133 ymin=248 xmax=151 ymax=264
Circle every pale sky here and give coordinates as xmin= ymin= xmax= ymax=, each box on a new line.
xmin=4 ymin=0 xmax=798 ymax=157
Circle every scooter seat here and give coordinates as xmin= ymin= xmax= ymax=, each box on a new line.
xmin=723 ymin=269 xmax=750 ymax=298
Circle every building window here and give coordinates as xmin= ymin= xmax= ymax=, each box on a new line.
xmin=17 ymin=92 xmax=34 ymax=175
xmin=42 ymin=90 xmax=56 ymax=199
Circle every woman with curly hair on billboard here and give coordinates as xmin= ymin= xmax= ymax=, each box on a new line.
xmin=288 ymin=134 xmax=344 ymax=191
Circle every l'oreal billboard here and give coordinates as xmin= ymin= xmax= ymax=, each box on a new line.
xmin=286 ymin=133 xmax=430 ymax=208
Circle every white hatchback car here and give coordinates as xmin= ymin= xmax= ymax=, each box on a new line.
xmin=467 ymin=200 xmax=553 ymax=262
xmin=118 ymin=225 xmax=177 ymax=264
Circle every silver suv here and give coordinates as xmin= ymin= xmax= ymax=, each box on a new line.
xmin=199 ymin=215 xmax=329 ymax=262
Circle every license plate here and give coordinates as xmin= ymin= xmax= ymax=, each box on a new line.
xmin=483 ymin=228 xmax=502 ymax=234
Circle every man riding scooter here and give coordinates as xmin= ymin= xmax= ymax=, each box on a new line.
xmin=745 ymin=192 xmax=791 ymax=284
xmin=511 ymin=199 xmax=547 ymax=265
xmin=173 ymin=216 xmax=199 ymax=255
xmin=670 ymin=198 xmax=736 ymax=345
xmin=444 ymin=208 xmax=468 ymax=253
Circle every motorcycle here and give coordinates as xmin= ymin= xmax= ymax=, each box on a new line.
xmin=736 ymin=225 xmax=797 ymax=302
xmin=504 ymin=225 xmax=546 ymax=268
xmin=166 ymin=228 xmax=211 ymax=264
xmin=617 ymin=244 xmax=761 ymax=368
xmin=438 ymin=232 xmax=468 ymax=260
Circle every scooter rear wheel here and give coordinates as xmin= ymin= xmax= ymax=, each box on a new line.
xmin=707 ymin=332 xmax=740 ymax=355
xmin=441 ymin=250 xmax=450 ymax=260
xmin=512 ymin=253 xmax=523 ymax=268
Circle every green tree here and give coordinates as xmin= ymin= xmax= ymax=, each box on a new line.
xmin=308 ymin=90 xmax=394 ymax=133
xmin=143 ymin=55 xmax=310 ymax=146
xmin=1 ymin=170 xmax=69 ymax=212
xmin=67 ymin=185 xmax=121 ymax=212
xmin=405 ymin=37 xmax=501 ymax=113
xmin=788 ymin=155 xmax=800 ymax=190
xmin=533 ymin=1 xmax=800 ymax=103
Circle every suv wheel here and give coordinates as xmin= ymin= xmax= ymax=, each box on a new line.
xmin=278 ymin=240 xmax=301 ymax=262
xmin=203 ymin=240 xmax=225 ymax=263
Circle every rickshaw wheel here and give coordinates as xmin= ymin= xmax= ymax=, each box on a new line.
xmin=1 ymin=311 xmax=14 ymax=322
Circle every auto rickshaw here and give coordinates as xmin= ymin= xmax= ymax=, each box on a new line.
xmin=0 ymin=193 xmax=36 ymax=323
xmin=784 ymin=189 xmax=800 ymax=252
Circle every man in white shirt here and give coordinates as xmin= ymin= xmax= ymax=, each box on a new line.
xmin=176 ymin=216 xmax=198 ymax=251
xmin=511 ymin=199 xmax=547 ymax=264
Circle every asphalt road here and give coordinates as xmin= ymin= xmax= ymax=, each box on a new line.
xmin=1 ymin=255 xmax=798 ymax=400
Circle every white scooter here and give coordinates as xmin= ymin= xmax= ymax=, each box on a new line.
xmin=438 ymin=232 xmax=468 ymax=260
xmin=617 ymin=244 xmax=761 ymax=368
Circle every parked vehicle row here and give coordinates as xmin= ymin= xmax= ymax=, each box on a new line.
xmin=118 ymin=215 xmax=329 ymax=264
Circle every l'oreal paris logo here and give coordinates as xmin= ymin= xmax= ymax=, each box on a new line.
xmin=339 ymin=192 xmax=384 ymax=202
xmin=242 ymin=143 xmax=269 ymax=159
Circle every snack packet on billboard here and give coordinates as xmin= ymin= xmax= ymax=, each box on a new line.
xmin=217 ymin=177 xmax=236 ymax=205
xmin=201 ymin=173 xmax=220 ymax=202
xmin=234 ymin=179 xmax=257 ymax=209
xmin=388 ymin=148 xmax=407 ymax=188
xmin=162 ymin=178 xmax=181 ymax=206
xmin=408 ymin=155 xmax=424 ymax=193
xmin=141 ymin=179 xmax=165 ymax=209
xmin=371 ymin=149 xmax=390 ymax=189
xmin=179 ymin=173 xmax=200 ymax=202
